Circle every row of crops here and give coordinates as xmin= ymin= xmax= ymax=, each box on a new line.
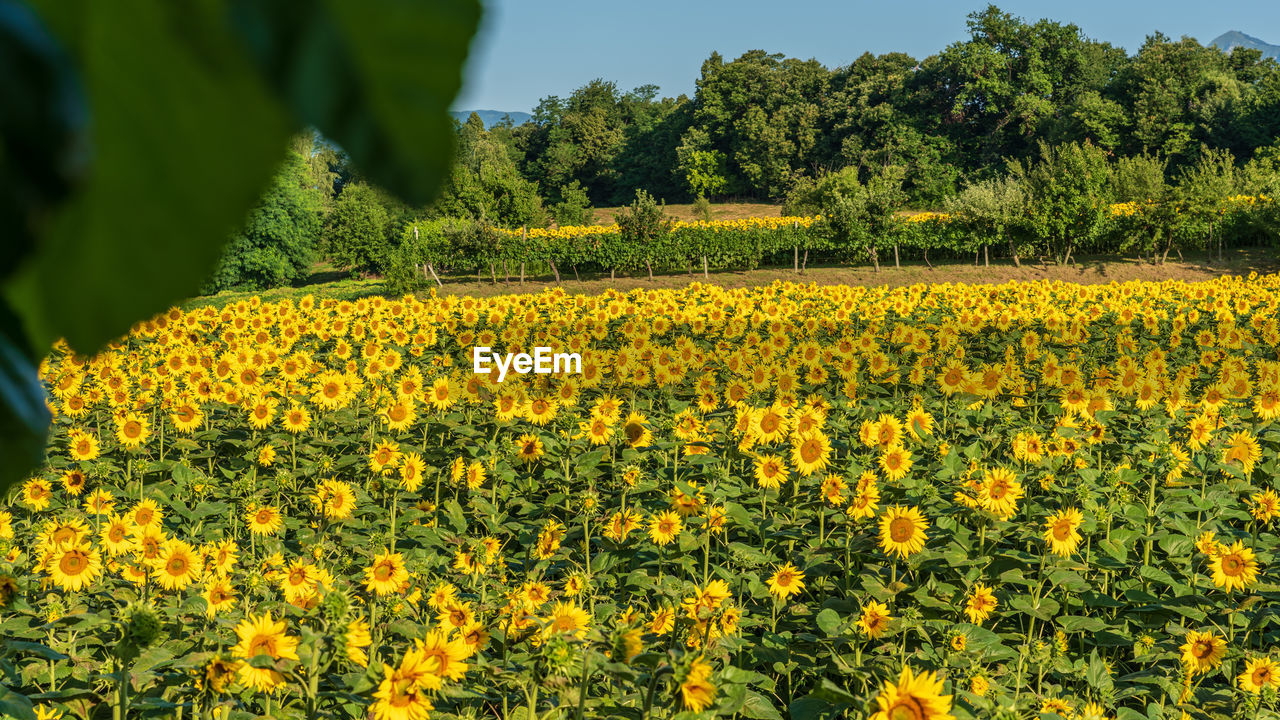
xmin=385 ymin=197 xmax=1278 ymax=289
xmin=3 ymin=276 xmax=1279 ymax=719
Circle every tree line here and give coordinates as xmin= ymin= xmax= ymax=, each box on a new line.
xmin=205 ymin=5 xmax=1280 ymax=292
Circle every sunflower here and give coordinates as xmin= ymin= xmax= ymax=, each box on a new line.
xmin=365 ymin=550 xmax=409 ymax=595
xmin=753 ymin=454 xmax=790 ymax=490
xmin=369 ymin=440 xmax=403 ymax=475
xmin=202 ymin=656 xmax=240 ymax=694
xmin=231 ymin=613 xmax=299 ymax=692
xmin=1210 ymin=541 xmax=1259 ymax=592
xmin=544 ymin=600 xmax=591 ymax=640
xmin=790 ymin=430 xmax=832 ymax=477
xmin=245 ymin=505 xmax=284 ymax=536
xmin=345 ymin=618 xmax=373 ymax=667
xmin=766 ymin=562 xmax=806 ymax=601
xmin=977 ymin=467 xmax=1023 ymax=520
xmin=154 ymin=539 xmax=202 ymax=591
xmin=60 ymin=469 xmax=88 ymax=496
xmin=206 ymin=539 xmax=239 ymax=576
xmin=427 ymin=377 xmax=454 ymax=412
xmin=621 ymin=412 xmax=653 ymax=448
xmin=1043 ymin=508 xmax=1084 ymax=557
xmin=1180 ymin=630 xmax=1226 ymax=674
xmin=47 ymin=542 xmax=102 ymax=592
xmin=372 ymin=661 xmax=435 ymax=720
xmin=281 ymin=404 xmax=311 ymax=434
xmin=878 ymin=505 xmax=929 ymax=559
xmin=1222 ymin=430 xmax=1261 ymax=474
xmin=878 ymin=444 xmax=913 ymax=481
xmin=279 ymin=560 xmax=319 ymax=603
xmin=68 ymin=432 xmax=100 ymax=461
xmin=525 ymin=396 xmax=558 ymax=426
xmin=1238 ymin=656 xmax=1280 ymax=693
xmin=169 ymin=400 xmax=204 ymax=434
xmin=648 ymin=510 xmax=682 ymax=546
xmin=202 ymin=577 xmax=238 ymax=617
xmin=679 ymin=656 xmax=718 ymax=713
xmin=515 ymin=434 xmax=545 ymax=464
xmin=857 ymin=601 xmax=891 ymax=638
xmin=869 ymin=666 xmax=955 ymax=720
xmin=964 ymin=583 xmax=998 ymax=624
xmin=315 ymin=479 xmax=358 ymax=520
xmin=1252 ymin=489 xmax=1280 ymax=523
xmin=399 ymin=453 xmax=425 ymax=493
xmin=115 ymin=412 xmax=150 ymax=450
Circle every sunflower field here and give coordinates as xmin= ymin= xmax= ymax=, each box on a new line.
xmin=4 ymin=275 xmax=1280 ymax=720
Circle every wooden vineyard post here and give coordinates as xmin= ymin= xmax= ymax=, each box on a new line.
xmin=520 ymin=227 xmax=527 ymax=284
xmin=894 ymin=243 xmax=900 ymax=268
xmin=793 ymin=221 xmax=799 ymax=274
xmin=703 ymin=256 xmax=708 ymax=278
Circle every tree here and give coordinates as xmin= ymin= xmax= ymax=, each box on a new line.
xmin=614 ymin=190 xmax=673 ymax=279
xmin=1175 ymin=149 xmax=1238 ymax=262
xmin=325 ymin=183 xmax=393 ymax=276
xmin=551 ymin=180 xmax=592 ymax=227
xmin=205 ymin=149 xmax=321 ymax=291
xmin=1011 ymin=141 xmax=1113 ymax=264
xmin=678 ymin=148 xmax=729 ymax=200
xmin=944 ymin=176 xmax=1028 ymax=266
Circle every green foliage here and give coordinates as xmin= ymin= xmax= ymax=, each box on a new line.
xmin=678 ymin=148 xmax=730 ymax=200
xmin=0 ymin=0 xmax=482 ymax=492
xmin=551 ymin=180 xmax=592 ymax=227
xmin=691 ymin=195 xmax=714 ymax=223
xmin=613 ymin=190 xmax=673 ymax=272
xmin=943 ymin=176 xmax=1030 ymax=260
xmin=434 ymin=115 xmax=545 ymax=228
xmin=205 ymin=149 xmax=321 ymax=292
xmin=1012 ymin=141 xmax=1113 ymax=262
xmin=324 ymin=184 xmax=394 ymax=276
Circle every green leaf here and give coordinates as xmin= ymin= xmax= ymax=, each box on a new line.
xmin=0 ymin=683 xmax=36 ymax=720
xmin=1057 ymin=615 xmax=1107 ymax=633
xmin=231 ymin=0 xmax=482 ymax=206
xmin=815 ymin=608 xmax=841 ymax=636
xmin=10 ymin=1 xmax=291 ymax=356
xmin=739 ymin=690 xmax=782 ymax=720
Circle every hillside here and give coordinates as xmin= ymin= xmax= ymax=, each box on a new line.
xmin=1210 ymin=30 xmax=1280 ymax=59
xmin=449 ymin=109 xmax=533 ymax=128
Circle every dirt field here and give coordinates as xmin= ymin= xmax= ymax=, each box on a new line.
xmin=589 ymin=201 xmax=782 ymax=224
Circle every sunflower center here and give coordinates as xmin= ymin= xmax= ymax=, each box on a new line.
xmin=60 ymin=551 xmax=86 ymax=574
xmin=888 ymin=697 xmax=925 ymax=720
xmin=1053 ymin=521 xmax=1073 ymax=541
xmin=1222 ymin=556 xmax=1243 ymax=575
xmin=889 ymin=517 xmax=915 ymax=543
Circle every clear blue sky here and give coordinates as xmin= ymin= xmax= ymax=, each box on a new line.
xmin=452 ymin=0 xmax=1280 ymax=113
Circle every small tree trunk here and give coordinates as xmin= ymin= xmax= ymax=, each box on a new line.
xmin=894 ymin=243 xmax=900 ymax=268
xmin=550 ymin=260 xmax=561 ymax=283
xmin=974 ymin=249 xmax=979 ymax=266
xmin=802 ymin=249 xmax=809 ymax=273
xmin=427 ymin=262 xmax=443 ymax=287
xmin=490 ymin=263 xmax=496 ymax=285
xmin=871 ymin=247 xmax=880 ymax=273
xmin=983 ymin=244 xmax=989 ymax=267
xmin=702 ymin=256 xmax=708 ymax=278
xmin=573 ymin=265 xmax=580 ymax=282
xmin=610 ymin=268 xmax=615 ymax=281
xmin=519 ymin=262 xmax=525 ymax=284
xmin=645 ymin=260 xmax=653 ymax=281
xmin=923 ymin=248 xmax=932 ymax=269
xmin=503 ymin=260 xmax=510 ymax=283
xmin=794 ymin=246 xmax=799 ymax=273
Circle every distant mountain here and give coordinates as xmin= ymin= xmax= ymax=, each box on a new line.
xmin=449 ymin=110 xmax=533 ymax=128
xmin=1210 ymin=31 xmax=1280 ymax=59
